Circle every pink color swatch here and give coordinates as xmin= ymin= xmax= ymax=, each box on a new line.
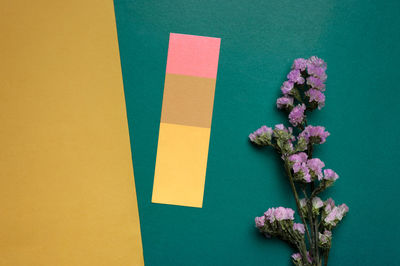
xmin=166 ymin=33 xmax=221 ymax=79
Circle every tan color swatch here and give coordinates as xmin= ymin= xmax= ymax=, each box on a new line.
xmin=161 ymin=73 xmax=216 ymax=128
xmin=0 ymin=0 xmax=144 ymax=265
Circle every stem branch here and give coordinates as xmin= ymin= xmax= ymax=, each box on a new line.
xmin=284 ymin=161 xmax=312 ymax=261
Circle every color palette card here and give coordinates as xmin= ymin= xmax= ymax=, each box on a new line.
xmin=152 ymin=33 xmax=221 ymax=208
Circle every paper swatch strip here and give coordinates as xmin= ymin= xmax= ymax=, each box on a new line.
xmin=152 ymin=33 xmax=221 ymax=208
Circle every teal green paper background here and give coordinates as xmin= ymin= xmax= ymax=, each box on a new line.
xmin=113 ymin=1 xmax=400 ymax=265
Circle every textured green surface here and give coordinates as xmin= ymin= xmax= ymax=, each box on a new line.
xmin=113 ymin=1 xmax=400 ymax=265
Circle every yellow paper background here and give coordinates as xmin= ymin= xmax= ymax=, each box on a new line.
xmin=0 ymin=0 xmax=144 ymax=265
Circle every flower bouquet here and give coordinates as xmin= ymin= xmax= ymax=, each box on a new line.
xmin=250 ymin=57 xmax=348 ymax=266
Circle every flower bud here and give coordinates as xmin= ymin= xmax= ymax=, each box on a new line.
xmin=249 ymin=125 xmax=273 ymax=146
xmin=318 ymin=230 xmax=332 ymax=249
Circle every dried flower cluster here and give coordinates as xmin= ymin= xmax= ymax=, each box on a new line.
xmin=250 ymin=57 xmax=348 ymax=266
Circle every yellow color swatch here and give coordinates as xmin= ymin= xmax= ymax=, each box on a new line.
xmin=152 ymin=123 xmax=211 ymax=208
xmin=0 ymin=1 xmax=143 ymax=265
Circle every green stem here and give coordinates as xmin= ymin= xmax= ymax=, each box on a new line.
xmin=284 ymin=162 xmax=312 ymax=259
xmin=302 ymin=187 xmax=318 ymax=264
xmin=313 ymin=209 xmax=320 ymax=265
xmin=324 ymin=248 xmax=330 ymax=266
xmin=298 ymin=240 xmax=310 ymax=266
xmin=310 ymin=186 xmax=320 ymax=264
xmin=303 ymin=132 xmax=321 ymax=265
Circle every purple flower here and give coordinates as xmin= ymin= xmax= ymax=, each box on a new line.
xmin=324 ymin=198 xmax=335 ymax=213
xmin=276 ymin=96 xmax=294 ymax=109
xmin=307 ymin=158 xmax=325 ymax=180
xmin=289 ymin=152 xmax=311 ymax=182
xmin=288 ymin=104 xmax=306 ymax=126
xmin=324 ymin=169 xmax=339 ymax=181
xmin=287 ymin=69 xmax=305 ymax=84
xmin=293 ymin=251 xmax=313 ymax=264
xmin=337 ymin=203 xmax=349 ymax=218
xmin=294 ymin=163 xmax=311 ymax=183
xmin=248 ymin=134 xmax=258 ymax=143
xmin=273 ymin=124 xmax=294 ymax=138
xmin=263 ymin=207 xmax=295 ymax=223
xmin=292 ymin=58 xmax=308 ymax=71
xmin=249 ymin=125 xmax=273 ymax=144
xmin=275 ymin=124 xmax=285 ymax=131
xmin=264 ymin=208 xmax=276 ymax=223
xmin=324 ymin=209 xmax=338 ymax=225
xmin=307 ymin=65 xmax=327 ymax=81
xmin=324 ymin=203 xmax=349 ymax=226
xmin=273 ymin=207 xmax=287 ymax=221
xmin=281 ymin=81 xmax=294 ymax=95
xmin=299 ymin=125 xmax=330 ymax=144
xmin=308 ymin=56 xmax=327 ymax=69
xmin=255 ymin=216 xmax=265 ymax=229
xmin=289 ymin=153 xmax=307 ymax=172
xmin=305 ymin=88 xmax=326 ymax=109
xmin=307 ymin=76 xmax=326 ymax=91
xmin=289 ymin=152 xmax=308 ymax=163
xmin=319 ymin=230 xmax=332 ymax=246
xmin=282 ymin=208 xmax=295 ymax=220
xmin=293 ymin=223 xmax=305 ymax=234
xmin=312 ymin=197 xmax=324 ymax=210
xmin=274 ymin=207 xmax=295 ymax=221
xmin=255 ymin=126 xmax=272 ymax=136
xmin=307 ymin=56 xmax=327 ymax=79
xmin=291 ymin=253 xmax=302 ymax=262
